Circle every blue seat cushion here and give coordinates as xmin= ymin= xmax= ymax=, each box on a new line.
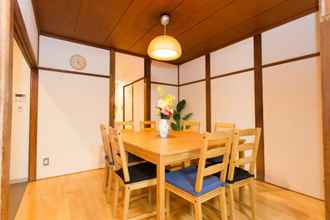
xmin=206 ymin=155 xmax=224 ymax=166
xmin=227 ymin=167 xmax=254 ymax=183
xmin=116 ymin=162 xmax=156 ymax=184
xmin=165 ymin=166 xmax=225 ymax=196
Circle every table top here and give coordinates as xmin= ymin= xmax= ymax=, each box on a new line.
xmin=122 ymin=130 xmax=204 ymax=156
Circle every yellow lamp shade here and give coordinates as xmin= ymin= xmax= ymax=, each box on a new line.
xmin=147 ymin=35 xmax=182 ymax=61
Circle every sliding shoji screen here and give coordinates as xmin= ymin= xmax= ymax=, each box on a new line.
xmin=179 ymin=56 xmax=206 ymax=132
xmin=115 ymin=52 xmax=145 ymax=131
xmin=38 ymin=36 xmax=109 ymax=179
xmin=262 ymin=13 xmax=323 ymax=199
xmin=151 ymin=61 xmax=178 ymax=121
xmin=210 ymin=38 xmax=255 ymax=131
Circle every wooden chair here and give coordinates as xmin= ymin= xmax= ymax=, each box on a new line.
xmin=115 ymin=121 xmax=133 ymax=130
xmin=182 ymin=120 xmax=201 ymax=132
xmin=165 ymin=133 xmax=233 ymax=220
xmin=110 ymin=128 xmax=157 ymax=220
xmin=99 ymin=124 xmax=114 ymax=202
xmin=214 ymin=122 xmax=235 ymax=132
xmin=227 ymin=128 xmax=261 ymax=220
xmin=140 ymin=120 xmax=156 ymax=131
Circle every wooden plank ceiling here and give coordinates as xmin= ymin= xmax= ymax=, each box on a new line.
xmin=34 ymin=0 xmax=318 ymax=64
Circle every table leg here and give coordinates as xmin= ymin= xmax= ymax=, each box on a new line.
xmin=157 ymin=161 xmax=166 ymax=220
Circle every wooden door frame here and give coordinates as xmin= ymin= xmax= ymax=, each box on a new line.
xmin=0 ymin=0 xmax=14 ymax=219
xmin=321 ymin=1 xmax=330 ymax=219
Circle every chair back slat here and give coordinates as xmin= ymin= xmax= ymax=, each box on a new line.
xmin=195 ymin=132 xmax=233 ymax=192
xmin=228 ymin=128 xmax=261 ymax=181
xmin=140 ymin=121 xmax=156 ymax=131
xmin=109 ymin=127 xmax=130 ymax=182
xmin=100 ymin=124 xmax=113 ymax=164
xmin=214 ymin=122 xmax=235 ymax=132
xmin=115 ymin=121 xmax=133 ymax=130
xmin=183 ymin=120 xmax=200 ymax=132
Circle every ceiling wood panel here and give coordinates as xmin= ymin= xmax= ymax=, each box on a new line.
xmin=104 ymin=0 xmax=183 ymax=50
xmin=73 ymin=0 xmax=133 ymax=44
xmin=35 ymin=0 xmax=318 ymax=64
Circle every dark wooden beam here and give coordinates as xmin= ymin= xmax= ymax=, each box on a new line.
xmin=320 ymin=2 xmax=330 ymax=218
xmin=254 ymin=34 xmax=265 ymax=181
xmin=38 ymin=66 xmax=109 ymax=79
xmin=205 ymin=54 xmax=211 ymax=132
xmin=109 ymin=50 xmax=116 ymax=127
xmin=0 ymin=0 xmax=14 ymax=219
xmin=144 ymin=57 xmax=151 ymax=121
xmin=28 ymin=68 xmax=38 ymax=181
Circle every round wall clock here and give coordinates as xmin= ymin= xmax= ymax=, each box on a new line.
xmin=70 ymin=54 xmax=87 ymax=70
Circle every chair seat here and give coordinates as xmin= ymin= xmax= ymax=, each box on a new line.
xmin=227 ymin=167 xmax=254 ymax=183
xmin=206 ymin=155 xmax=224 ymax=165
xmin=166 ymin=166 xmax=225 ymax=196
xmin=115 ymin=162 xmax=156 ymax=184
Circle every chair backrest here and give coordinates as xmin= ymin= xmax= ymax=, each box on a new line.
xmin=227 ymin=128 xmax=261 ymax=182
xmin=195 ymin=132 xmax=233 ymax=192
xmin=115 ymin=121 xmax=133 ymax=130
xmin=214 ymin=122 xmax=235 ymax=132
xmin=109 ymin=127 xmax=130 ymax=182
xmin=183 ymin=120 xmax=200 ymax=132
xmin=100 ymin=124 xmax=113 ymax=164
xmin=140 ymin=120 xmax=156 ymax=131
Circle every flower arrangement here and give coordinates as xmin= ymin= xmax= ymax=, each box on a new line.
xmin=156 ymin=86 xmax=175 ymax=120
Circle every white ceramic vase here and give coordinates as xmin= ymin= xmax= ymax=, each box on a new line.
xmin=159 ymin=119 xmax=169 ymax=138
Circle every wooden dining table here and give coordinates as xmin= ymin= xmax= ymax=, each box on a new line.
xmin=122 ymin=130 xmax=205 ymax=220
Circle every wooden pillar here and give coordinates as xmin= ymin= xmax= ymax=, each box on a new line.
xmin=0 ymin=0 xmax=14 ymax=219
xmin=144 ymin=57 xmax=151 ymax=121
xmin=254 ymin=34 xmax=265 ymax=181
xmin=205 ymin=54 xmax=211 ymax=132
xmin=109 ymin=50 xmax=116 ymax=127
xmin=320 ymin=1 xmax=330 ymax=218
xmin=28 ymin=68 xmax=38 ymax=181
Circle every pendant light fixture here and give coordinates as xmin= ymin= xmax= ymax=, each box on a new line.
xmin=147 ymin=13 xmax=182 ymax=61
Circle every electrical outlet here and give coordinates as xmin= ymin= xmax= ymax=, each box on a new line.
xmin=42 ymin=157 xmax=50 ymax=166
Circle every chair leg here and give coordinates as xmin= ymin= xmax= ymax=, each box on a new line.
xmin=123 ymin=186 xmax=131 ymax=220
xmin=219 ymin=190 xmax=228 ymax=220
xmin=194 ymin=202 xmax=202 ymax=220
xmin=166 ymin=190 xmax=170 ymax=217
xmin=104 ymin=166 xmax=109 ymax=193
xmin=248 ymin=181 xmax=256 ymax=220
xmin=106 ymin=167 xmax=113 ymax=203
xmin=148 ymin=186 xmax=153 ymax=205
xmin=227 ymin=185 xmax=235 ymax=220
xmin=112 ymin=177 xmax=119 ymax=218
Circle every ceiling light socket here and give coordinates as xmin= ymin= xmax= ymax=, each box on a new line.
xmin=160 ymin=13 xmax=170 ymax=26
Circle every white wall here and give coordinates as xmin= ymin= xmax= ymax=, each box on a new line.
xmin=262 ymin=13 xmax=320 ymax=65
xmin=38 ymin=71 xmax=109 ymax=179
xmin=17 ymin=0 xmax=38 ymax=59
xmin=151 ymin=61 xmax=178 ymax=121
xmin=37 ymin=37 xmax=109 ymax=178
xmin=211 ymin=72 xmax=255 ymax=130
xmin=179 ymin=56 xmax=206 ymax=132
xmin=179 ymin=56 xmax=205 ymax=84
xmin=39 ymin=36 xmax=110 ymax=76
xmin=10 ymin=40 xmax=30 ymax=182
xmin=151 ymin=61 xmax=178 ymax=84
xmin=133 ymin=81 xmax=145 ymax=131
xmin=210 ymin=38 xmax=254 ymax=76
xmin=262 ymin=13 xmax=323 ymax=199
xmin=115 ymin=52 xmax=144 ymax=83
xmin=124 ymin=86 xmax=133 ymax=122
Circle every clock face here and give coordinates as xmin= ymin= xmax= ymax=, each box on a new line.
xmin=70 ymin=54 xmax=87 ymax=70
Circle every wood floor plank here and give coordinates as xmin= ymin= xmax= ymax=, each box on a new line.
xmin=15 ymin=169 xmax=325 ymax=220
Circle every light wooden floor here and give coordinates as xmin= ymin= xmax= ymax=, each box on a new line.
xmin=15 ymin=169 xmax=325 ymax=220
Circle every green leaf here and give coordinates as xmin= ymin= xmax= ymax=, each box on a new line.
xmin=182 ymin=113 xmax=193 ymax=120
xmin=176 ymin=99 xmax=186 ymax=112
xmin=173 ymin=112 xmax=181 ymax=121
xmin=171 ymin=122 xmax=179 ymax=131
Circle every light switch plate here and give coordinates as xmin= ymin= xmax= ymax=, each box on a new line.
xmin=42 ymin=157 xmax=50 ymax=166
